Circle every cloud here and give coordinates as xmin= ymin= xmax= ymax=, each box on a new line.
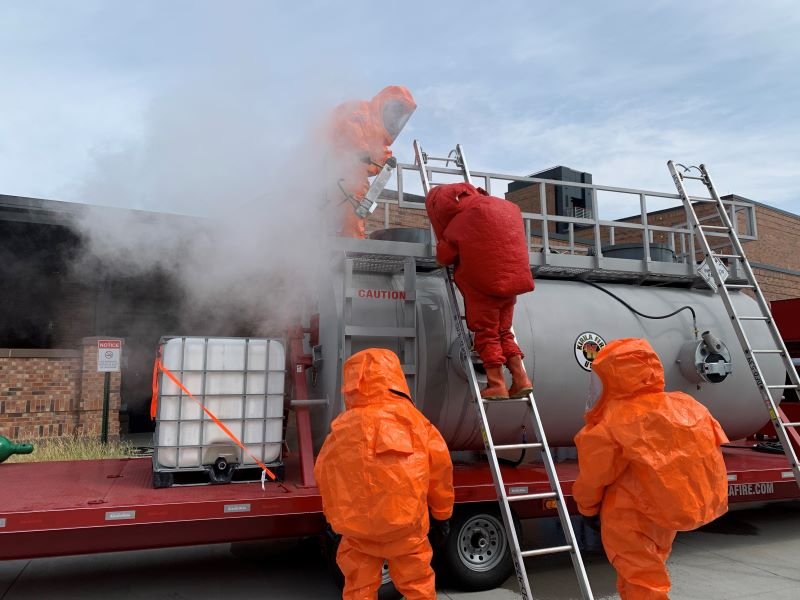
xmin=0 ymin=0 xmax=798 ymax=218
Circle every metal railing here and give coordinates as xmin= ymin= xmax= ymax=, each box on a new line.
xmin=366 ymin=158 xmax=757 ymax=284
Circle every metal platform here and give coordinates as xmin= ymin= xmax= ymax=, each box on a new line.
xmin=1 ymin=445 xmax=796 ymax=561
xmin=361 ymin=157 xmax=759 ymax=288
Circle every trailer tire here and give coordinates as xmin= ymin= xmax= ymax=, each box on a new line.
xmin=323 ymin=528 xmax=402 ymax=600
xmin=437 ymin=505 xmax=517 ymax=591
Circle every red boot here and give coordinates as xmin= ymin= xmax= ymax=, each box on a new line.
xmin=482 ymin=366 xmax=510 ymax=400
xmin=507 ymin=355 xmax=533 ymax=398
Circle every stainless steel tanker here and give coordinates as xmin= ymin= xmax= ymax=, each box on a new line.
xmin=310 ymin=244 xmax=784 ymax=451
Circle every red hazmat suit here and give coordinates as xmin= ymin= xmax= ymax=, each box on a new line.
xmin=329 ymin=86 xmax=417 ymax=238
xmin=314 ymin=348 xmax=454 ymax=600
xmin=425 ymin=182 xmax=534 ymax=397
xmin=573 ymin=338 xmax=729 ymax=600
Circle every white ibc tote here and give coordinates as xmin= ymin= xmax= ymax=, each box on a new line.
xmin=154 ymin=337 xmax=285 ymax=470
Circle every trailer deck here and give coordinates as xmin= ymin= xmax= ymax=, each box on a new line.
xmin=1 ymin=444 xmax=796 ymax=562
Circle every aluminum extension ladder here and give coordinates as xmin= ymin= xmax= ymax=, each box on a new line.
xmin=341 ymin=255 xmax=419 ymax=401
xmin=414 ymin=140 xmax=594 ymax=600
xmin=668 ymin=161 xmax=800 ymax=488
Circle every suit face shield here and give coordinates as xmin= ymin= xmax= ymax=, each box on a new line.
xmin=381 ymin=99 xmax=415 ymax=143
xmin=586 ymin=370 xmax=604 ymax=411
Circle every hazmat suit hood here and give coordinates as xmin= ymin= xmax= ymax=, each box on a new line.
xmin=342 ymin=348 xmax=412 ymax=410
xmin=585 ymin=338 xmax=665 ymax=426
xmin=369 ymin=86 xmax=417 ymax=145
xmin=315 ymin=348 xmax=454 ymax=552
xmin=425 ymin=182 xmax=483 ymax=242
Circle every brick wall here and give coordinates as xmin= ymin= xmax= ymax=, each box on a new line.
xmin=0 ymin=337 xmax=122 ymax=441
xmin=500 ymin=192 xmax=800 ymax=302
xmin=366 ymin=202 xmax=430 ymax=234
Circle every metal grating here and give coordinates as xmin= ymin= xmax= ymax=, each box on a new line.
xmin=348 ymin=253 xmax=439 ymax=274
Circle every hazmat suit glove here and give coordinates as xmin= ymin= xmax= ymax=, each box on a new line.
xmin=582 ymin=514 xmax=601 ymax=532
xmin=429 ymin=518 xmax=451 ymax=547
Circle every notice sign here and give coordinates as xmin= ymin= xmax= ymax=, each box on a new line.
xmin=97 ymin=340 xmax=122 ymax=372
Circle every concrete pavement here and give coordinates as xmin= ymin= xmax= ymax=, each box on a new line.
xmin=1 ymin=501 xmax=798 ymax=599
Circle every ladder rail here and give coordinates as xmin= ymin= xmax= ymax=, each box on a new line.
xmin=701 ymin=166 xmax=800 ymax=378
xmin=523 ymin=368 xmax=594 ymax=599
xmin=443 ymin=274 xmax=535 ymax=599
xmin=419 ymin=140 xmax=594 ymax=599
xmin=668 ymin=161 xmax=800 ymax=487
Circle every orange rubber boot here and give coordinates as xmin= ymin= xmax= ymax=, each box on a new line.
xmin=482 ymin=367 xmax=510 ymax=400
xmin=507 ymin=355 xmax=533 ymax=398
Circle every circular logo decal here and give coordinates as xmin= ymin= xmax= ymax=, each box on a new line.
xmin=574 ymin=332 xmax=606 ymax=371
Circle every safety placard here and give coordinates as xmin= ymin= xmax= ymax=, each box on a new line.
xmin=696 ymin=256 xmax=729 ymax=292
xmin=97 ymin=340 xmax=122 ymax=372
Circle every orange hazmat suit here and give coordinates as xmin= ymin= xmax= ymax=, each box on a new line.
xmin=328 ymin=86 xmax=417 ymax=238
xmin=314 ymin=348 xmax=454 ymax=600
xmin=573 ymin=338 xmax=729 ymax=600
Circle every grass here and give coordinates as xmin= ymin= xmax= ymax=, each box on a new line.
xmin=5 ymin=435 xmax=137 ymax=463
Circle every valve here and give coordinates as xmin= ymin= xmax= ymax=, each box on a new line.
xmin=678 ymin=330 xmax=733 ymax=384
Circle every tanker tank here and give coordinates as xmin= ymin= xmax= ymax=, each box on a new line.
xmin=311 ymin=258 xmax=784 ymax=451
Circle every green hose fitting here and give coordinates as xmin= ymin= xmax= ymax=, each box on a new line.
xmin=0 ymin=436 xmax=34 ymax=463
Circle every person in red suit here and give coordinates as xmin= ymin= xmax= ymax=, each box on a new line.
xmin=425 ymin=182 xmax=534 ymax=399
xmin=328 ymin=86 xmax=417 ymax=238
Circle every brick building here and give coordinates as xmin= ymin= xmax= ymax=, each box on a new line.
xmin=501 ymin=169 xmax=800 ymax=302
xmin=0 ymin=339 xmax=122 ymax=440
xmin=1 ymin=196 xmax=223 ymax=439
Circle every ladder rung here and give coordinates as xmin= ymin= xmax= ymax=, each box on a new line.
xmin=699 ymin=225 xmax=730 ymax=231
xmin=724 ymin=284 xmax=754 ymax=289
xmin=751 ymin=349 xmax=784 ymax=354
xmin=782 ymin=422 xmax=800 ymax=428
xmin=739 ymin=316 xmax=770 ymax=321
xmin=344 ymin=326 xmax=415 ymax=338
xmin=767 ymin=384 xmax=799 ymax=389
xmin=494 ymin=442 xmax=543 ymax=451
xmin=713 ymin=253 xmax=742 ymax=259
xmin=506 ymin=492 xmax=557 ymax=503
xmin=521 ymin=544 xmax=574 ymax=558
xmin=480 ymin=396 xmax=533 ymax=404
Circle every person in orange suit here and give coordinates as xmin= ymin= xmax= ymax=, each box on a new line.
xmin=573 ymin=338 xmax=730 ymax=600
xmin=425 ymin=182 xmax=535 ymax=399
xmin=328 ymin=86 xmax=417 ymax=238
xmin=314 ymin=348 xmax=454 ymax=600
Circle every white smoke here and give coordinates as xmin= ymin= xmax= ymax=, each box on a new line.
xmin=71 ymin=69 xmax=350 ymax=335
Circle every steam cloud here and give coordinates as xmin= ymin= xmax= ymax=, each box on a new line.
xmin=71 ymin=72 xmax=348 ymax=336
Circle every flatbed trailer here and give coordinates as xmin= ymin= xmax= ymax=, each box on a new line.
xmin=1 ymin=444 xmax=797 ymax=562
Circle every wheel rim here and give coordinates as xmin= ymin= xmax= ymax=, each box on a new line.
xmin=457 ymin=513 xmax=507 ymax=572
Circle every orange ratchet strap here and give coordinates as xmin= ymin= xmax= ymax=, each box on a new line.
xmin=150 ymin=357 xmax=277 ymax=483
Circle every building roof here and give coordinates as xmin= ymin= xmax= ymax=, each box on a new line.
xmin=724 ymin=194 xmax=800 ymax=220
xmin=614 ymin=193 xmax=800 ymax=223
xmin=0 ymin=194 xmax=189 ymax=227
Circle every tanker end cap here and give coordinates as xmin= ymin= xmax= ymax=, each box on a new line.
xmin=678 ymin=331 xmax=733 ymax=385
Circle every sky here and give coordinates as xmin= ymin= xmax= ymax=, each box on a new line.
xmin=1 ymin=0 xmax=799 ymax=218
